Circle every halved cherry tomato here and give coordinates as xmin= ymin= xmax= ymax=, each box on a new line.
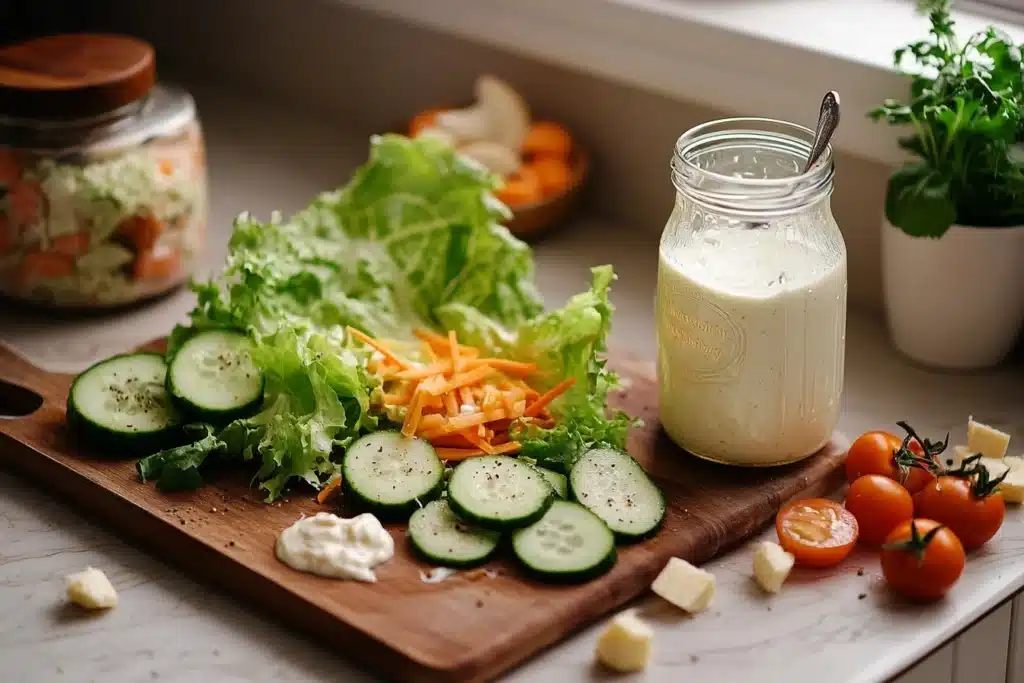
xmin=844 ymin=474 xmax=914 ymax=545
xmin=913 ymin=473 xmax=1005 ymax=550
xmin=880 ymin=518 xmax=965 ymax=601
xmin=844 ymin=426 xmax=938 ymax=494
xmin=776 ymin=498 xmax=858 ymax=567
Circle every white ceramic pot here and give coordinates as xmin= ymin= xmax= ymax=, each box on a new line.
xmin=882 ymin=220 xmax=1024 ymax=370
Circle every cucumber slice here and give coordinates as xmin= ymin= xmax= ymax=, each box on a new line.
xmin=512 ymin=500 xmax=616 ymax=582
xmin=569 ymin=448 xmax=666 ymax=542
xmin=408 ymin=499 xmax=501 ymax=568
xmin=67 ymin=353 xmax=181 ymax=455
xmin=535 ymin=466 xmax=568 ymax=498
xmin=342 ymin=431 xmax=444 ymax=518
xmin=447 ymin=456 xmax=553 ymax=531
xmin=167 ymin=329 xmax=264 ymax=423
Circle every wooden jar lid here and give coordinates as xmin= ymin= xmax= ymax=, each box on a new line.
xmin=0 ymin=33 xmax=155 ymax=121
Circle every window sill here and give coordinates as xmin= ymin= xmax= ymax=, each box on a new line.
xmin=334 ymin=0 xmax=1024 ymax=165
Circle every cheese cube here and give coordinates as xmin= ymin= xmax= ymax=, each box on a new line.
xmin=594 ymin=609 xmax=653 ymax=672
xmin=999 ymin=465 xmax=1024 ymax=504
xmin=66 ymin=567 xmax=117 ymax=610
xmin=752 ymin=541 xmax=795 ymax=594
xmin=967 ymin=417 xmax=1011 ymax=459
xmin=952 ymin=445 xmax=1011 ymax=479
xmin=651 ymin=557 xmax=715 ymax=613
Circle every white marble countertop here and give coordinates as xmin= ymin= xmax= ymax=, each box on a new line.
xmin=2 ymin=86 xmax=1023 ymax=683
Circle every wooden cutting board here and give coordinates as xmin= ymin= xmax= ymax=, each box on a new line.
xmin=0 ymin=340 xmax=847 ymax=683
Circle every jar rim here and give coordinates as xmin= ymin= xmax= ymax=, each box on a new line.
xmin=671 ymin=117 xmax=834 ymax=218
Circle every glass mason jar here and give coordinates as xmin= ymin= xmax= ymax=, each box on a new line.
xmin=0 ymin=34 xmax=207 ymax=308
xmin=656 ymin=118 xmax=847 ymax=466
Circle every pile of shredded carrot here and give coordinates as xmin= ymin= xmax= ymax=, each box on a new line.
xmin=347 ymin=326 xmax=574 ymax=462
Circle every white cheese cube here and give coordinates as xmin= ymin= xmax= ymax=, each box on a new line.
xmin=651 ymin=557 xmax=715 ymax=613
xmin=1000 ymin=471 xmax=1024 ymax=504
xmin=594 ymin=609 xmax=653 ymax=672
xmin=65 ymin=567 xmax=117 ymax=610
xmin=951 ymin=445 xmax=1011 ymax=479
xmin=967 ymin=417 xmax=1011 ymax=459
xmin=752 ymin=541 xmax=795 ymax=594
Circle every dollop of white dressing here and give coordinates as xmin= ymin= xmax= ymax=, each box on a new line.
xmin=275 ymin=512 xmax=394 ymax=582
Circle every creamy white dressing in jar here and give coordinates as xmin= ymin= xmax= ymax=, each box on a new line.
xmin=276 ymin=512 xmax=394 ymax=582
xmin=656 ymin=118 xmax=847 ymax=466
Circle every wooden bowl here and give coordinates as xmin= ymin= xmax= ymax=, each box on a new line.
xmin=504 ymin=146 xmax=588 ymax=242
xmin=396 ymin=113 xmax=588 ymax=242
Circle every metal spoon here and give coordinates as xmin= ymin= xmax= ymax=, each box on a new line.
xmin=803 ymin=91 xmax=841 ymax=173
xmin=742 ymin=91 xmax=840 ymax=229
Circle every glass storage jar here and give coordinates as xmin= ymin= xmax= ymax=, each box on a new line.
xmin=656 ymin=118 xmax=847 ymax=466
xmin=0 ymin=34 xmax=206 ymax=308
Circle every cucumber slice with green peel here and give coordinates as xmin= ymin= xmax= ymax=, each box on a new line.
xmin=569 ymin=448 xmax=666 ymax=542
xmin=167 ymin=330 xmax=264 ymax=423
xmin=342 ymin=431 xmax=445 ymax=518
xmin=535 ymin=466 xmax=568 ymax=498
xmin=512 ymin=500 xmax=616 ymax=582
xmin=447 ymin=456 xmax=554 ymax=531
xmin=408 ymin=499 xmax=501 ymax=567
xmin=67 ymin=353 xmax=181 ymax=455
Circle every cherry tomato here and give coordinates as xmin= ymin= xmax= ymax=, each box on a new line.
xmin=776 ymin=498 xmax=859 ymax=567
xmin=913 ymin=475 xmax=1005 ymax=550
xmin=844 ymin=475 xmax=914 ymax=545
xmin=880 ymin=518 xmax=965 ymax=601
xmin=844 ymin=430 xmax=936 ymax=494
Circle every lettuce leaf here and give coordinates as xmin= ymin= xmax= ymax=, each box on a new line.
xmin=156 ymin=135 xmax=630 ymax=500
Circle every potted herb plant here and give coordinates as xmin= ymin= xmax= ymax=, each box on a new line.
xmin=869 ymin=0 xmax=1024 ymax=370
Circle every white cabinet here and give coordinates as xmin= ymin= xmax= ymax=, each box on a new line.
xmin=895 ymin=643 xmax=953 ymax=683
xmin=954 ymin=603 xmax=1012 ymax=683
xmin=1010 ymin=595 xmax=1024 ymax=683
xmin=896 ymin=601 xmax=1016 ymax=683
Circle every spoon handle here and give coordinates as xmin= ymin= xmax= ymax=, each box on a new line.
xmin=803 ymin=91 xmax=841 ymax=173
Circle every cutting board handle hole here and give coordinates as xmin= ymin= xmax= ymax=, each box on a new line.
xmin=0 ymin=378 xmax=44 ymax=418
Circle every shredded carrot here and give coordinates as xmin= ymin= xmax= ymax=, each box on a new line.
xmin=449 ymin=330 xmax=462 ymax=373
xmin=402 ymin=389 xmax=426 ymax=437
xmin=525 ymin=378 xmax=575 ymax=418
xmin=438 ymin=365 xmax=494 ymax=394
xmin=395 ymin=360 xmax=453 ymax=380
xmin=435 ymin=447 xmax=488 ymax=461
xmin=420 ymin=411 xmax=507 ymax=439
xmin=316 ymin=476 xmax=343 ymax=504
xmin=443 ymin=391 xmax=459 ymax=417
xmin=490 ymin=442 xmax=521 ymax=455
xmin=461 ymin=429 xmax=495 ymax=454
xmin=463 ymin=358 xmax=538 ymax=377
xmin=414 ymin=328 xmax=478 ymax=356
xmin=348 ymin=327 xmax=412 ymax=369
xmin=366 ymin=326 xmax=578 ymax=460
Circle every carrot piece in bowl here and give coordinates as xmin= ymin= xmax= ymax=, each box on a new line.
xmin=408 ymin=108 xmax=447 ymax=137
xmin=522 ymin=121 xmax=572 ymax=159
xmin=528 ymin=157 xmax=573 ymax=197
xmin=495 ymin=166 xmax=543 ymax=208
